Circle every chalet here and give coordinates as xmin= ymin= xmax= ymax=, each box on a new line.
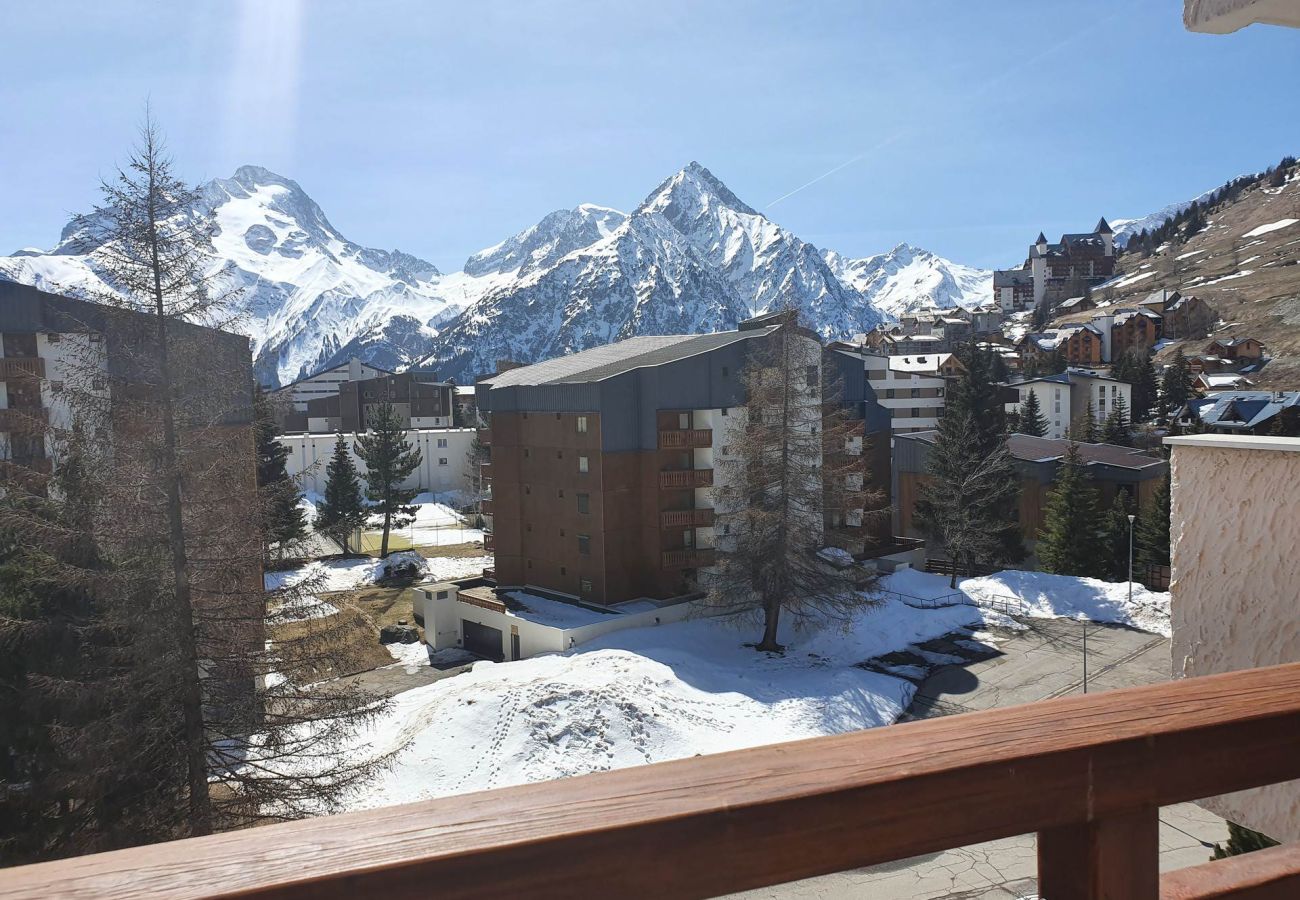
xmin=1196 ymin=372 xmax=1256 ymax=393
xmin=1162 ymin=292 xmax=1217 ymax=338
xmin=1206 ymin=336 xmax=1266 ymax=362
xmin=1180 ymin=391 xmax=1300 ymax=435
xmin=893 ymin=431 xmax=1166 ymax=543
xmin=1057 ymin=295 xmax=1095 ymax=315
xmin=1105 ymin=308 xmax=1164 ymax=359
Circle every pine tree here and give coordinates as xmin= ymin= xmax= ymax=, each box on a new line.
xmin=315 ymin=434 xmax=367 ymax=555
xmin=1102 ymin=395 xmax=1133 ymax=446
xmin=1212 ymin=822 xmax=1279 ymax=859
xmin=354 ymin=402 xmax=422 ymax=557
xmin=1045 ymin=347 xmax=1067 ymax=375
xmin=1037 ymin=443 xmax=1106 ymax=578
xmin=1136 ymin=473 xmax=1172 ymax=570
xmin=254 ymin=385 xmax=307 ymax=557
xmin=1135 ymin=354 xmax=1159 ymax=423
xmin=1070 ymin=402 xmax=1099 ymax=444
xmin=1016 ymin=390 xmax=1048 ymax=437
xmin=1161 ymin=348 xmax=1194 ymax=416
xmin=1100 ymin=492 xmax=1135 ymax=582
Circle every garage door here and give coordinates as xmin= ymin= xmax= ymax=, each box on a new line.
xmin=462 ymin=619 xmax=504 ymax=662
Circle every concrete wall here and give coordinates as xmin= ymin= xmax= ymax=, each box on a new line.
xmin=1167 ymin=434 xmax=1300 ymax=843
xmin=418 ymin=583 xmax=698 ymax=660
xmin=281 ymin=427 xmax=476 ymax=497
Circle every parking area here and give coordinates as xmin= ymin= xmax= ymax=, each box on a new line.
xmin=734 ymin=617 xmax=1230 ymax=899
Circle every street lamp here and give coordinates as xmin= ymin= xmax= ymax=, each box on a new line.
xmin=1127 ymin=513 xmax=1137 ymax=608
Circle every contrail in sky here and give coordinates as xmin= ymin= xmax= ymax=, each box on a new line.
xmin=765 ymin=11 xmax=1122 ymax=210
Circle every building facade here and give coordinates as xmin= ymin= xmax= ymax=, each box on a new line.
xmin=272 ymin=357 xmax=391 ymax=412
xmin=993 ymin=218 xmax=1116 ymax=312
xmin=280 ymin=427 xmax=478 ymax=498
xmin=476 ymin=321 xmax=874 ymax=605
xmin=1005 ymin=370 xmax=1131 ymax=439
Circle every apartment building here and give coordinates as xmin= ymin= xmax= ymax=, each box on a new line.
xmin=856 ymin=350 xmax=958 ymax=434
xmin=272 ymin=357 xmax=391 ymax=412
xmin=286 ymin=370 xmax=455 ymax=433
xmin=894 ymin=431 xmax=1166 ymax=544
xmin=0 ymin=281 xmax=262 ymax=698
xmin=280 ymin=427 xmax=478 ymax=497
xmin=1004 ymin=370 xmax=1131 ymax=439
xmin=476 ymin=318 xmax=861 ymax=605
xmin=992 ymin=218 xmax=1116 ymax=311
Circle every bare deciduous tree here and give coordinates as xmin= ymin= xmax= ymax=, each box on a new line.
xmin=706 ymin=316 xmax=879 ymax=652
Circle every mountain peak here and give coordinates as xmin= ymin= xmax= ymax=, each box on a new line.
xmin=637 ymin=162 xmax=760 ymax=218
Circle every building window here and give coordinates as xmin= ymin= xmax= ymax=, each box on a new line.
xmin=721 ymin=407 xmax=728 ymax=416
xmin=524 ymin=448 xmax=530 ymax=458
xmin=577 ymin=534 xmax=590 ymax=555
xmin=527 ymin=524 xmax=532 ymax=532
xmin=47 ymin=333 xmax=61 ymax=343
xmin=525 ymin=485 xmax=531 ymax=495
xmin=560 ymin=528 xmax=566 ymax=537
xmin=912 ymin=408 xmax=921 ymax=418
xmin=555 ymin=413 xmax=561 ymax=420
xmin=557 ymin=450 xmax=563 ymax=459
xmin=806 ymin=365 xmax=818 ymax=388
xmin=577 ymin=493 xmax=590 ymax=514
xmin=577 ymin=415 xmax=588 ymax=433
xmin=436 ymin=590 xmax=449 ymax=600
xmin=580 ymin=579 xmax=592 ymax=593
xmin=528 ymin=560 xmax=533 ymax=568
xmin=722 ymin=367 xmax=729 ymax=378
xmin=88 ymin=333 xmax=102 ymax=343
xmin=910 ymin=388 xmax=919 ymax=398
xmin=558 ymin=489 xmax=564 ymax=498
xmin=438 ymin=457 xmax=448 ymax=465
xmin=578 ymin=455 xmax=589 ymax=473
xmin=560 ymin=566 xmax=566 ymax=576
xmin=437 ymin=438 xmax=447 ymax=448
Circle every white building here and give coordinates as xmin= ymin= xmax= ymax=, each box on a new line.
xmin=281 ymin=427 xmax=477 ymax=498
xmin=861 ymin=351 xmax=958 ymax=435
xmin=1004 ymin=370 xmax=1131 ymax=439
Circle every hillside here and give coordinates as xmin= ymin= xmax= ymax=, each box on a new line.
xmin=1058 ymin=162 xmax=1300 ymax=387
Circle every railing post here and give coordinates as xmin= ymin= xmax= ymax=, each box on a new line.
xmin=1038 ymin=807 xmax=1159 ymax=899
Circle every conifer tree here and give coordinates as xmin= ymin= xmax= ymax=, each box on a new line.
xmin=1016 ymin=390 xmax=1048 ymax=437
xmin=315 ymin=434 xmax=367 ymax=555
xmin=1134 ymin=353 xmax=1159 ymax=422
xmin=1037 ymin=443 xmax=1106 ymax=578
xmin=1102 ymin=395 xmax=1133 ymax=446
xmin=1100 ymin=492 xmax=1135 ymax=582
xmin=1213 ymin=822 xmax=1279 ymax=859
xmin=254 ymin=385 xmax=307 ymax=557
xmin=1161 ymin=348 xmax=1194 ymax=417
xmin=1070 ymin=402 xmax=1099 ymax=444
xmin=355 ymin=402 xmax=422 ymax=557
xmin=1136 ymin=473 xmax=1172 ymax=570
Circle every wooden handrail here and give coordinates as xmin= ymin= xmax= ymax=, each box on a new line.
xmin=7 ymin=662 xmax=1300 ymax=899
xmin=1161 ymin=841 xmax=1300 ymax=898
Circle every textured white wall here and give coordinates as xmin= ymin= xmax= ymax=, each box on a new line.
xmin=1168 ymin=435 xmax=1300 ymax=842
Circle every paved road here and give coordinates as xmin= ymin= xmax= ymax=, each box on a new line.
xmin=732 ymin=619 xmax=1229 ymax=899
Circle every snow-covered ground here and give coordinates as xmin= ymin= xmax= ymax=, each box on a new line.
xmin=1241 ymin=217 xmax=1298 ymax=238
xmin=363 ymin=497 xmax=485 ymax=547
xmin=266 ymin=549 xmax=487 ymax=595
xmin=961 ymin=570 xmax=1171 ymax=636
xmin=303 ymin=586 xmax=992 ymax=811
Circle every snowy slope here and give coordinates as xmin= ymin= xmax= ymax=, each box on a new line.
xmin=823 ymin=243 xmax=991 ymax=317
xmin=1110 ymin=183 xmax=1226 ymax=249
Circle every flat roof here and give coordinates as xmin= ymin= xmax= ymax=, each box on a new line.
xmin=899 ymin=430 xmax=1166 ymax=471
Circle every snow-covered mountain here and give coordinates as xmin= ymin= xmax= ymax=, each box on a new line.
xmin=421 ymin=163 xmax=991 ymax=380
xmin=1110 ymin=184 xmax=1226 ymax=249
xmin=0 ymin=166 xmax=508 ymax=386
xmin=823 ymin=243 xmax=991 ymax=318
xmin=1 ymin=161 xmax=989 ymax=385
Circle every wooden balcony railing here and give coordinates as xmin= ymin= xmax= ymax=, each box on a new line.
xmin=479 ymin=498 xmax=492 ymax=515
xmin=661 ymin=548 xmax=716 ymax=568
xmin=658 ymin=468 xmax=713 ymax=489
xmin=476 ymin=428 xmax=491 ymax=445
xmin=659 ymin=508 xmax=714 ymax=528
xmin=0 ymin=356 xmax=45 ymax=380
xmin=482 ymin=532 xmax=494 ymax=551
xmin=0 ymin=406 xmax=48 ymax=432
xmin=658 ymin=428 xmax=713 ymax=449
xmin=7 ymin=662 xmax=1300 ymax=899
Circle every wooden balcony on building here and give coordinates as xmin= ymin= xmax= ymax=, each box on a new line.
xmin=478 ymin=461 xmax=491 ymax=481
xmin=476 ymin=428 xmax=491 ymax=445
xmin=9 ymin=662 xmax=1300 ymax=899
xmin=482 ymin=532 xmax=494 ymax=551
xmin=659 ymin=508 xmax=715 ymax=528
xmin=661 ymin=547 xmax=716 ymax=568
xmin=479 ymin=498 xmax=492 ymax=515
xmin=0 ymin=406 xmax=49 ymax=432
xmin=0 ymin=356 xmax=45 ymax=380
xmin=659 ymin=468 xmax=713 ymax=489
xmin=658 ymin=427 xmax=713 ymax=449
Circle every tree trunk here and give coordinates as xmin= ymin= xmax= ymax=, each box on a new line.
xmin=147 ymin=166 xmax=212 ymax=837
xmin=380 ymin=508 xmax=392 ymax=558
xmin=757 ymin=599 xmax=782 ymax=652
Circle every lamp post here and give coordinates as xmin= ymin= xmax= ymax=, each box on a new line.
xmin=1127 ymin=513 xmax=1137 ymax=607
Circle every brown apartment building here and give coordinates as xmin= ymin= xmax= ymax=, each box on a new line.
xmin=277 ymin=369 xmax=455 ymax=433
xmin=476 ymin=319 xmax=884 ymax=606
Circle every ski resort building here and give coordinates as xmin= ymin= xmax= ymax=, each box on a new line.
xmin=892 ymin=431 xmax=1167 ymax=544
xmin=271 ymin=356 xmax=392 ymax=413
xmin=474 ymin=316 xmax=885 ymax=606
xmin=992 ymin=218 xmax=1117 ymax=312
xmin=1003 ymin=370 xmax=1132 ymax=440
xmin=279 ymin=427 xmax=478 ymax=498
xmin=275 ymin=369 xmax=456 ymax=434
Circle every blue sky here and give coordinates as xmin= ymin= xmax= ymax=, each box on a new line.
xmin=2 ymin=1 xmax=1297 ymax=271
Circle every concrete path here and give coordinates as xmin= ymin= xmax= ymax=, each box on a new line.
xmin=731 ymin=619 xmax=1229 ymax=899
